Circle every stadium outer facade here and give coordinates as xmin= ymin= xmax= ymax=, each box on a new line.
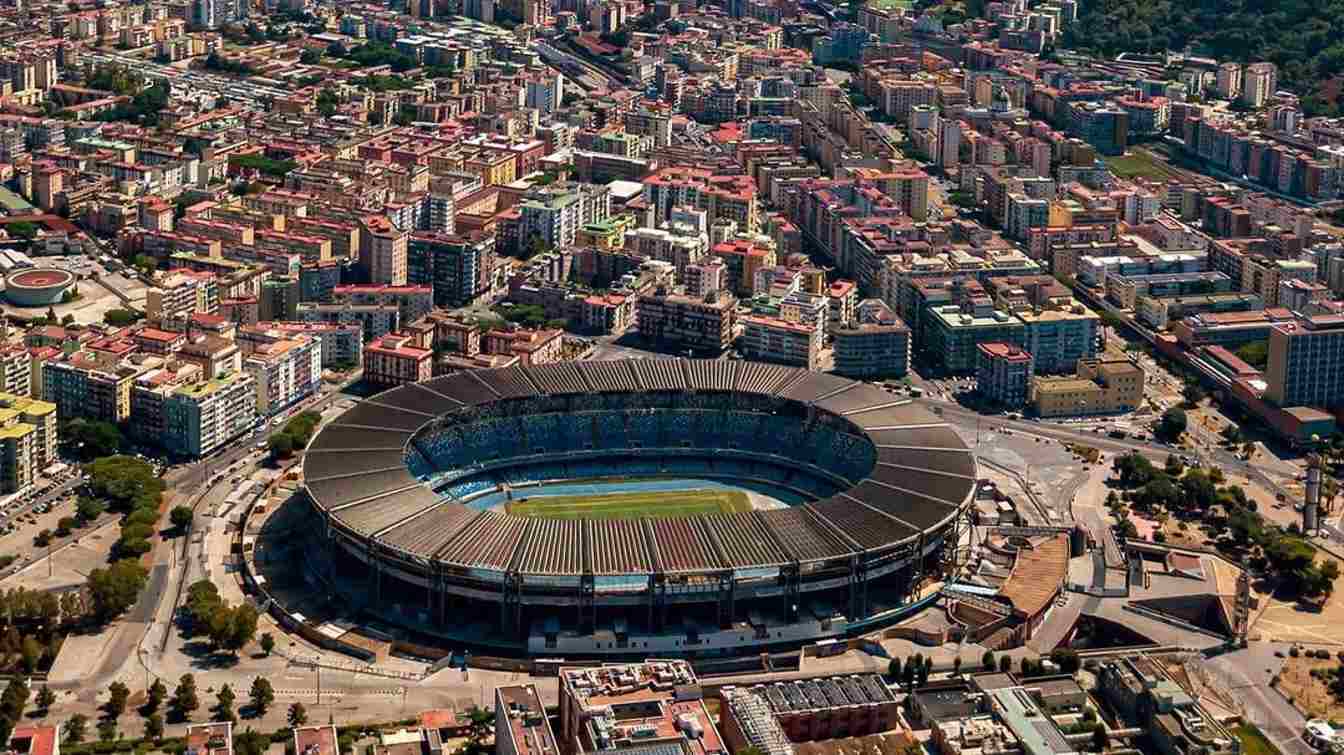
xmin=302 ymin=359 xmax=977 ymax=657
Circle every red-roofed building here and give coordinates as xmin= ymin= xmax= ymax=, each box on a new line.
xmin=365 ymin=333 xmax=432 ymax=387
xmin=8 ymin=727 xmax=58 ymax=755
xmin=293 ymin=726 xmax=338 ymax=755
xmin=132 ymin=327 xmax=186 ymax=355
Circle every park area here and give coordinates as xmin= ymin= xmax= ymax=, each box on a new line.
xmin=507 ymin=487 xmax=751 ymax=519
xmin=1103 ymin=149 xmax=1183 ymax=181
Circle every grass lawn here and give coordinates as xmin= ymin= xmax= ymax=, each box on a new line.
xmin=1233 ymin=724 xmax=1282 ymax=755
xmin=868 ymin=0 xmax=913 ymax=8
xmin=507 ymin=488 xmax=752 ymax=519
xmin=1103 ymin=150 xmax=1180 ymax=181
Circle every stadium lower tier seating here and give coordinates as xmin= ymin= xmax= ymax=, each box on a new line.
xmin=412 ymin=410 xmax=875 ymax=491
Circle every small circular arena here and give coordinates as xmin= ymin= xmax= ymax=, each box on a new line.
xmin=4 ymin=268 xmax=74 ymax=307
xmin=301 ymin=359 xmax=977 ymax=657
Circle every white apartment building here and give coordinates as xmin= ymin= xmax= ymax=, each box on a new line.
xmin=243 ymin=334 xmax=322 ymax=417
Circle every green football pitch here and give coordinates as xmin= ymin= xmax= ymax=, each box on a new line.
xmin=506 ymin=488 xmax=752 ymax=519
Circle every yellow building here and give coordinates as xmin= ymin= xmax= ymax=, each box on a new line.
xmin=1031 ymin=356 xmax=1144 ymax=417
xmin=575 ymin=215 xmax=635 ymax=249
xmin=464 ymin=149 xmax=516 ymax=187
xmin=0 ymin=392 xmax=57 ymax=492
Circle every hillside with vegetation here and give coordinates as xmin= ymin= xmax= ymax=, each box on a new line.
xmin=1064 ymin=0 xmax=1344 ymax=115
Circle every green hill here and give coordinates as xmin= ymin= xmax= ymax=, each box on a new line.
xmin=1064 ymin=0 xmax=1344 ymax=115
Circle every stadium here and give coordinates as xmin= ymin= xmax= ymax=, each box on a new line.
xmin=3 ymin=267 xmax=75 ymax=307
xmin=301 ymin=359 xmax=977 ymax=657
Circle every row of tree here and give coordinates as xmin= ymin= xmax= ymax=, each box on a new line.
xmin=183 ymin=580 xmax=260 ymax=656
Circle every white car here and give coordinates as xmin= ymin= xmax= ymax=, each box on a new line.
xmin=1306 ymin=720 xmax=1336 ymax=751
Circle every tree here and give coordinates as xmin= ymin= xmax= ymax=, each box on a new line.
xmin=62 ymin=418 xmax=122 ymax=460
xmin=268 ymin=432 xmax=295 ymax=459
xmin=216 ymin=684 xmax=236 ymax=722
xmin=982 ymin=650 xmax=995 ymax=670
xmin=20 ymin=636 xmax=41 ymax=673
xmin=103 ymin=309 xmax=140 ymax=327
xmin=76 ymin=497 xmax=106 ymax=522
xmin=172 ymin=674 xmax=199 ymax=721
xmin=1092 ymin=726 xmax=1109 ymax=752
xmin=260 ymin=632 xmax=275 ymax=656
xmin=888 ymin=656 xmax=902 ymax=679
xmin=144 ymin=712 xmax=164 ymax=741
xmin=1050 ymin=648 xmax=1081 ymax=673
xmin=64 ymin=713 xmax=88 ymax=743
xmin=1164 ymin=454 xmax=1184 ymax=477
xmin=466 ymin=706 xmax=493 ymax=750
xmin=299 ymin=49 xmax=321 ymax=64
xmin=249 ymin=677 xmax=274 ymax=716
xmin=953 ymin=656 xmax=962 ymax=675
xmin=107 ymin=681 xmax=130 ymax=718
xmin=234 ymin=727 xmax=270 ymax=755
xmin=223 ymin=599 xmax=256 ymax=652
xmin=146 ymin=678 xmax=167 ymax=713
xmin=1181 ymin=382 xmax=1205 ymax=407
xmin=287 ymin=701 xmax=308 ymax=728
xmin=97 ymin=719 xmax=117 ymax=742
xmin=999 ymin=655 xmax=1012 ymax=672
xmin=170 ymin=505 xmax=194 ymax=531
xmin=87 ymin=559 xmax=149 ymax=622
xmin=1156 ymin=408 xmax=1188 ymax=443
xmin=35 ymin=685 xmax=55 ymax=712
xmin=902 ymin=657 xmax=916 ymax=689
xmin=1 ymin=678 xmax=29 ymax=722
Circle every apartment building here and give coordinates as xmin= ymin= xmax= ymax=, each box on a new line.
xmin=360 ymin=216 xmax=408 ymax=285
xmin=241 ymin=333 xmax=322 ymax=417
xmin=832 ymin=299 xmax=911 ymax=378
xmin=644 ymin=167 xmax=760 ymax=234
xmin=249 ymin=321 xmax=363 ymax=369
xmin=1266 ymin=314 xmax=1344 ymax=410
xmin=364 ymin=333 xmax=433 ymax=388
xmin=0 ymin=392 xmax=57 ymax=491
xmin=42 ymin=351 xmax=136 ymax=423
xmin=741 ymin=314 xmax=820 ymax=369
xmin=332 ymin=284 xmax=434 ymax=325
xmin=976 ymin=342 xmax=1034 ymax=409
xmin=407 ymin=232 xmax=497 ymax=307
xmin=1031 ymin=356 xmax=1144 ymax=417
xmin=162 ymin=371 xmax=258 ymax=457
xmin=636 ymin=289 xmax=738 ymax=354
xmin=0 ymin=345 xmax=31 ymax=398
xmin=146 ymin=269 xmax=220 ymax=329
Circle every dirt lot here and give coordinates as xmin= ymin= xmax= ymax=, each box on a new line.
xmin=1276 ymin=655 xmax=1344 ymax=720
xmin=1253 ymin=550 xmax=1344 ymax=645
